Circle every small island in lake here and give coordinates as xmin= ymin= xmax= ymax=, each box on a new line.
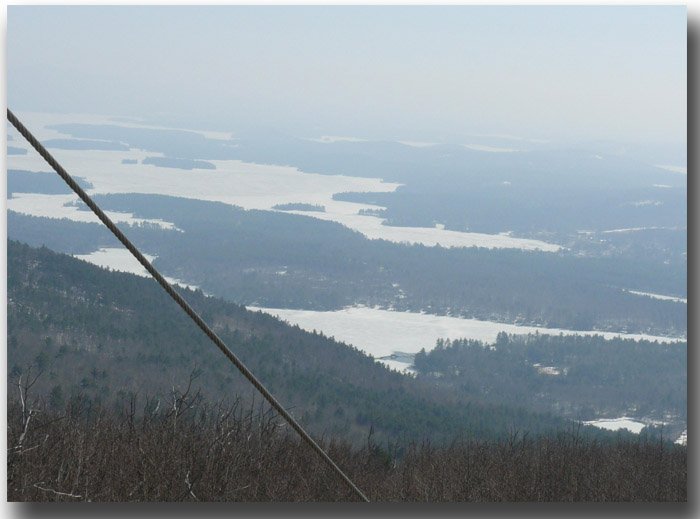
xmin=272 ymin=203 xmax=326 ymax=212
xmin=142 ymin=156 xmax=216 ymax=170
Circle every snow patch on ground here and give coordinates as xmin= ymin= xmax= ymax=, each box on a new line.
xmin=675 ymin=430 xmax=687 ymax=445
xmin=532 ymin=363 xmax=562 ymax=376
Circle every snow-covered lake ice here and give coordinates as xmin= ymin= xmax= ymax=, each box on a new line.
xmin=655 ymin=165 xmax=687 ymax=175
xmin=582 ymin=417 xmax=647 ymax=434
xmin=603 ymin=226 xmax=680 ymax=234
xmin=463 ymin=143 xmax=520 ymax=153
xmin=397 ymin=141 xmax=436 ymax=148
xmin=247 ymin=305 xmax=684 ymax=371
xmin=8 ymin=192 xmax=179 ymax=230
xmin=73 ymin=247 xmax=200 ymax=291
xmin=625 ymin=290 xmax=687 ymax=304
xmin=306 ymin=135 xmax=369 ymax=144
xmin=7 ymin=111 xmax=561 ymax=252
xmin=284 ymin=208 xmax=561 ymax=251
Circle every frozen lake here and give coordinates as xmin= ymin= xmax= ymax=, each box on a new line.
xmin=463 ymin=143 xmax=520 ymax=153
xmin=7 ymin=111 xmax=561 ymax=252
xmin=73 ymin=247 xmax=200 ymax=291
xmin=8 ymin=193 xmax=179 ymax=230
xmin=602 ymin=226 xmax=680 ymax=234
xmin=284 ymin=208 xmax=560 ymax=251
xmin=655 ymin=165 xmax=687 ymax=175
xmin=247 ymin=305 xmax=684 ymax=371
xmin=625 ymin=290 xmax=687 ymax=304
xmin=582 ymin=417 xmax=647 ymax=434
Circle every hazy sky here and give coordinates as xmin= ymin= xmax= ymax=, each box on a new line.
xmin=7 ymin=6 xmax=687 ymax=145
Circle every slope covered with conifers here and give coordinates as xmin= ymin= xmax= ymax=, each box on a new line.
xmin=9 ymin=239 xmax=582 ymax=445
xmin=6 ymin=241 xmax=687 ymax=502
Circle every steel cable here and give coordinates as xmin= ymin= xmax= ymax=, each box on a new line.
xmin=7 ymin=108 xmax=370 ymax=503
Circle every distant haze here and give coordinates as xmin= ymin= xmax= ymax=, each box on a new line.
xmin=8 ymin=6 xmax=686 ymax=147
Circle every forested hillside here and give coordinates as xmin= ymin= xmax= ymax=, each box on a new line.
xmin=6 ymin=5 xmax=687 ymax=503
xmin=8 ymin=240 xmax=587 ymax=444
xmin=7 ymin=186 xmax=687 ymax=336
xmin=414 ymin=334 xmax=686 ymax=439
xmin=6 ymin=241 xmax=687 ymax=500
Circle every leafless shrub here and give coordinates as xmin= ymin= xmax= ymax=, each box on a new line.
xmin=7 ymin=390 xmax=686 ymax=503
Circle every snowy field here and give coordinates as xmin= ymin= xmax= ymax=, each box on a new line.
xmin=246 ymin=305 xmax=684 ymax=371
xmin=7 ymin=111 xmax=561 ymax=252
